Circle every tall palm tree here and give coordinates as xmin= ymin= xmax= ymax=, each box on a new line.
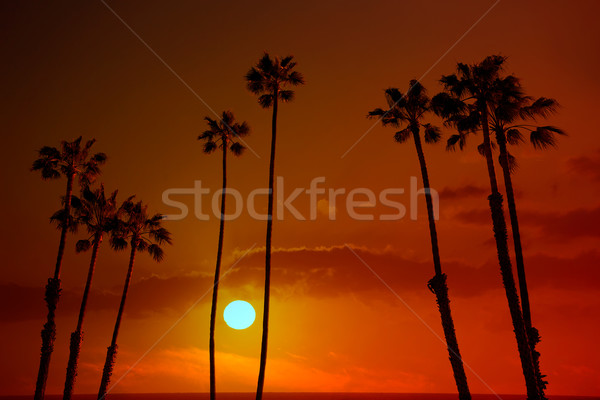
xmin=432 ymin=55 xmax=540 ymax=399
xmin=197 ymin=110 xmax=249 ymax=400
xmin=368 ymin=80 xmax=471 ymax=400
xmin=63 ymin=185 xmax=119 ymax=400
xmin=488 ymin=77 xmax=565 ymax=395
xmin=98 ymin=199 xmax=172 ymax=400
xmin=245 ymin=53 xmax=304 ymax=400
xmin=31 ymin=137 xmax=106 ymax=400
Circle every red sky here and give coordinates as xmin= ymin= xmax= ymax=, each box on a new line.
xmin=1 ymin=0 xmax=600 ymax=396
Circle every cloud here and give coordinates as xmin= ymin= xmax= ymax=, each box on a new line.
xmin=4 ymin=246 xmax=599 ymax=322
xmin=455 ymin=205 xmax=600 ymax=242
xmin=439 ymin=184 xmax=488 ymax=200
xmin=109 ymin=346 xmax=430 ymax=393
xmin=567 ymin=149 xmax=600 ymax=182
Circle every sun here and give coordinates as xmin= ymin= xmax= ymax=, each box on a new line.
xmin=223 ymin=300 xmax=256 ymax=330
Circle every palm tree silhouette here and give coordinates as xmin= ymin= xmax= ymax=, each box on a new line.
xmin=97 ymin=199 xmax=172 ymax=400
xmin=432 ymin=55 xmax=540 ymax=399
xmin=245 ymin=53 xmax=304 ymax=400
xmin=63 ymin=185 xmax=119 ymax=400
xmin=31 ymin=137 xmax=106 ymax=400
xmin=197 ymin=110 xmax=249 ymax=400
xmin=487 ymin=76 xmax=565 ymax=395
xmin=368 ymin=80 xmax=471 ymax=400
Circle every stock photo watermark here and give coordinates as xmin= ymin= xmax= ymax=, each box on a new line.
xmin=162 ymin=176 xmax=439 ymax=222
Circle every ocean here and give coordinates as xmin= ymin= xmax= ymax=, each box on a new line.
xmin=1 ymin=394 xmax=598 ymax=400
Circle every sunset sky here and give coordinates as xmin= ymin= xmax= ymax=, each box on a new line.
xmin=1 ymin=0 xmax=600 ymax=396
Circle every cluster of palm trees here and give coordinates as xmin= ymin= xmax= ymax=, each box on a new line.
xmin=31 ymin=137 xmax=172 ymax=400
xmin=31 ymin=53 xmax=562 ymax=400
xmin=369 ymin=55 xmax=564 ymax=400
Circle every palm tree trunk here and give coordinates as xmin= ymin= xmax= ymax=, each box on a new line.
xmin=481 ymin=110 xmax=539 ymax=400
xmin=209 ymin=144 xmax=228 ymax=400
xmin=497 ymin=136 xmax=547 ymax=396
xmin=98 ymin=243 xmax=137 ymax=400
xmin=64 ymin=233 xmax=102 ymax=400
xmin=411 ymin=128 xmax=471 ymax=400
xmin=256 ymin=89 xmax=278 ymax=400
xmin=35 ymin=173 xmax=74 ymax=400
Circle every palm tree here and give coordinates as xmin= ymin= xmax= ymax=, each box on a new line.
xmin=368 ymin=81 xmax=471 ymax=400
xmin=245 ymin=53 xmax=304 ymax=400
xmin=197 ymin=111 xmax=249 ymax=400
xmin=488 ymin=76 xmax=565 ymax=395
xmin=63 ymin=185 xmax=119 ymax=400
xmin=98 ymin=199 xmax=172 ymax=400
xmin=432 ymin=55 xmax=540 ymax=399
xmin=31 ymin=136 xmax=106 ymax=400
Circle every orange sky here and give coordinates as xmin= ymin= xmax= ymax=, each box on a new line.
xmin=1 ymin=0 xmax=600 ymax=396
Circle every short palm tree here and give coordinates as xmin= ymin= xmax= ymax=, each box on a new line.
xmin=488 ymin=76 xmax=565 ymax=395
xmin=198 ymin=110 xmax=249 ymax=400
xmin=63 ymin=185 xmax=119 ymax=400
xmin=98 ymin=199 xmax=172 ymax=400
xmin=31 ymin=136 xmax=106 ymax=400
xmin=432 ymin=55 xmax=541 ymax=399
xmin=368 ymin=81 xmax=471 ymax=400
xmin=245 ymin=53 xmax=304 ymax=400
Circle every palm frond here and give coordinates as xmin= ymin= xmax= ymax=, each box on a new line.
xmin=446 ymin=133 xmax=467 ymax=151
xmin=286 ymin=70 xmax=305 ymax=86
xmin=431 ymin=92 xmax=466 ymax=118
xmin=258 ymin=94 xmax=274 ymax=108
xmin=147 ymin=244 xmax=164 ymax=262
xmin=367 ymin=108 xmax=386 ymax=119
xmin=76 ymin=239 xmax=91 ymax=253
xmin=278 ymin=90 xmax=295 ymax=103
xmin=230 ymin=142 xmax=245 ymax=156
xmin=504 ymin=151 xmax=519 ymax=174
xmin=530 ymin=126 xmax=566 ymax=149
xmin=203 ymin=140 xmax=217 ymax=154
xmin=506 ymin=128 xmax=524 ymax=145
xmin=110 ymin=236 xmax=128 ymax=251
xmin=394 ymin=128 xmax=411 ymax=144
xmin=423 ymin=124 xmax=442 ymax=144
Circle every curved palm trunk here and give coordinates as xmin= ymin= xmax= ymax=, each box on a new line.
xmin=412 ymin=128 xmax=471 ymax=400
xmin=98 ymin=243 xmax=137 ymax=400
xmin=481 ymin=110 xmax=539 ymax=400
xmin=208 ymin=144 xmax=228 ymax=400
xmin=256 ymin=89 xmax=278 ymax=400
xmin=64 ymin=233 xmax=102 ymax=400
xmin=35 ymin=173 xmax=74 ymax=400
xmin=497 ymin=136 xmax=547 ymax=396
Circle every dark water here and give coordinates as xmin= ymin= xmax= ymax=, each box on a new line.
xmin=2 ymin=394 xmax=598 ymax=400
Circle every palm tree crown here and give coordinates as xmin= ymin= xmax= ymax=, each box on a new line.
xmin=368 ymin=80 xmax=441 ymax=144
xmin=198 ymin=111 xmax=250 ymax=156
xmin=32 ymin=136 xmax=107 ymax=185
xmin=72 ymin=185 xmax=120 ymax=252
xmin=111 ymin=199 xmax=172 ymax=260
xmin=245 ymin=53 xmax=305 ymax=108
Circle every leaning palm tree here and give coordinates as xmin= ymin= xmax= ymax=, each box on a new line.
xmin=31 ymin=137 xmax=106 ymax=400
xmin=488 ymin=76 xmax=565 ymax=395
xmin=245 ymin=53 xmax=304 ymax=400
xmin=432 ymin=55 xmax=540 ymax=399
xmin=63 ymin=185 xmax=119 ymax=400
xmin=97 ymin=199 xmax=172 ymax=400
xmin=197 ymin=110 xmax=249 ymax=400
xmin=368 ymin=80 xmax=471 ymax=400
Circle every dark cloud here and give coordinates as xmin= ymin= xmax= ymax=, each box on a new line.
xmin=522 ymin=206 xmax=600 ymax=241
xmin=4 ymin=246 xmax=598 ymax=322
xmin=567 ymin=149 xmax=600 ymax=182
xmin=439 ymin=184 xmax=488 ymax=200
xmin=455 ymin=204 xmax=600 ymax=242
